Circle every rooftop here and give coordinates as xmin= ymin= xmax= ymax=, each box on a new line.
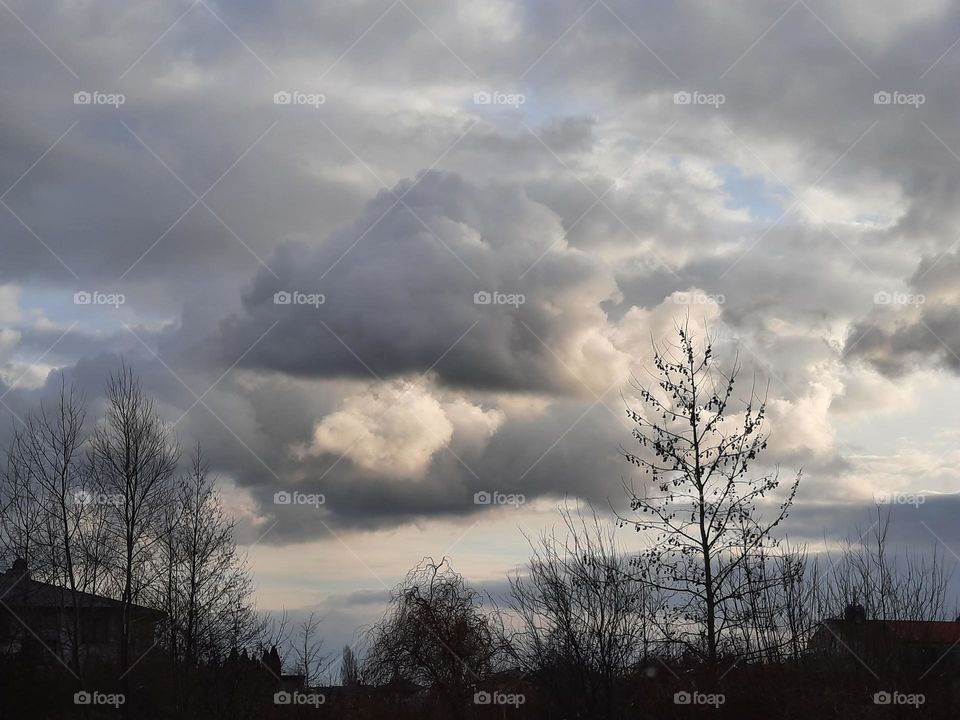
xmin=0 ymin=561 xmax=162 ymax=617
xmin=821 ymin=618 xmax=960 ymax=645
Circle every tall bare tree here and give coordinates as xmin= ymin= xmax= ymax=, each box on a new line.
xmin=293 ymin=611 xmax=327 ymax=687
xmin=7 ymin=378 xmax=87 ymax=675
xmin=620 ymin=322 xmax=799 ymax=663
xmin=154 ymin=444 xmax=257 ymax=667
xmin=88 ymin=363 xmax=179 ymax=674
xmin=0 ymin=430 xmax=44 ymax=575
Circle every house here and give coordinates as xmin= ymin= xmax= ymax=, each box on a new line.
xmin=0 ymin=559 xmax=164 ymax=668
xmin=809 ymin=605 xmax=960 ymax=669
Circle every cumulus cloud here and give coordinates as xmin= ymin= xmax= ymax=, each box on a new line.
xmin=222 ymin=170 xmax=621 ymax=395
xmin=765 ymin=372 xmax=840 ymax=462
xmin=295 ymin=379 xmax=505 ymax=478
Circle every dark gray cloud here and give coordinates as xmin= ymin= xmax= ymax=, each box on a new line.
xmin=221 ymin=170 xmax=614 ymax=394
xmin=843 ymin=251 xmax=960 ymax=375
xmin=3 ymin=0 xmax=960 ymax=552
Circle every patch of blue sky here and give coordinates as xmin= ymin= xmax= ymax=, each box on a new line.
xmin=15 ymin=283 xmax=132 ymax=335
xmin=717 ymin=164 xmax=790 ymax=222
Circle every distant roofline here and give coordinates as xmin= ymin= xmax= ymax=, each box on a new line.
xmin=817 ymin=618 xmax=960 ymax=645
xmin=0 ymin=570 xmax=163 ymax=617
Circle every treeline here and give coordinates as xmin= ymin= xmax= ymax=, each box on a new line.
xmin=351 ymin=506 xmax=957 ymax=719
xmin=0 ymin=365 xmax=272 ymax=717
xmin=1 ymin=327 xmax=958 ymax=719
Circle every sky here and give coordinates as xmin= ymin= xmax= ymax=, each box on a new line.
xmin=3 ymin=0 xmax=960 ymax=658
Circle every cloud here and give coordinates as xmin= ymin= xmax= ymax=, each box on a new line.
xmin=843 ymin=252 xmax=960 ymax=376
xmin=7 ymin=0 xmax=960 ymax=641
xmin=222 ymin=170 xmax=621 ymax=395
xmin=766 ymin=373 xmax=840 ymax=463
xmin=295 ymin=378 xmax=504 ymax=478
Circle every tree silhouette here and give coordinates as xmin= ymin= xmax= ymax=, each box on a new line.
xmin=364 ymin=557 xmax=493 ymax=707
xmin=619 ymin=321 xmax=799 ymax=663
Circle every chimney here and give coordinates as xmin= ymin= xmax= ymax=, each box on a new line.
xmin=8 ymin=558 xmax=29 ymax=580
xmin=843 ymin=602 xmax=866 ymax=623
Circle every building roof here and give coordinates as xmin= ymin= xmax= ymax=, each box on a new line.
xmin=0 ymin=563 xmax=163 ymax=618
xmin=820 ymin=618 xmax=960 ymax=645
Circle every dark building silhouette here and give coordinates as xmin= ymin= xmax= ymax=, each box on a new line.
xmin=810 ymin=614 xmax=960 ymax=668
xmin=0 ymin=559 xmax=163 ymax=667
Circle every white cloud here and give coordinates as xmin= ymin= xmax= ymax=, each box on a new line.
xmin=766 ymin=371 xmax=841 ymax=462
xmin=296 ymin=379 xmax=505 ymax=478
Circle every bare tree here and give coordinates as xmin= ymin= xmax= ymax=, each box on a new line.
xmin=619 ymin=322 xmax=799 ymax=663
xmin=3 ymin=378 xmax=87 ymax=675
xmin=72 ymin=489 xmax=115 ymax=598
xmin=498 ymin=505 xmax=665 ymax=718
xmin=822 ymin=508 xmax=953 ymax=622
xmin=0 ymin=428 xmax=44 ymax=575
xmin=154 ymin=444 xmax=256 ymax=667
xmin=88 ymin=363 xmax=179 ymax=674
xmin=293 ymin=611 xmax=327 ymax=686
xmin=724 ymin=541 xmax=811 ymax=661
xmin=364 ymin=558 xmax=494 ymax=706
